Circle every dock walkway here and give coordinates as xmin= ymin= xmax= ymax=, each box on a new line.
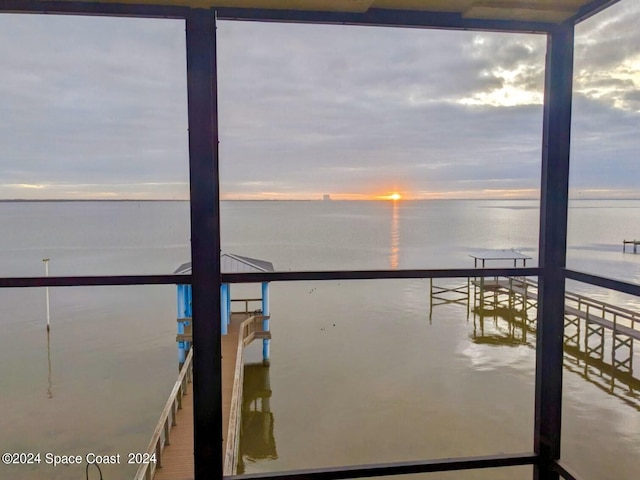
xmin=135 ymin=311 xmax=269 ymax=480
xmin=474 ymin=278 xmax=640 ymax=341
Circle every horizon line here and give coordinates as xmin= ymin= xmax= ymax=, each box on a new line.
xmin=2 ymin=197 xmax=640 ymax=202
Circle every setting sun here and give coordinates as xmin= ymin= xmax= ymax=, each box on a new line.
xmin=376 ymin=192 xmax=403 ymax=201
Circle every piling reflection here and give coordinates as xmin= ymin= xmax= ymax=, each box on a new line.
xmin=46 ymin=329 xmax=53 ymax=399
xmin=471 ymin=297 xmax=532 ymax=347
xmin=472 ymin=312 xmax=531 ymax=346
xmin=237 ymin=363 xmax=277 ymax=474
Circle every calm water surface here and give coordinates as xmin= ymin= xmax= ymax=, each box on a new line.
xmin=0 ymin=200 xmax=639 ymax=479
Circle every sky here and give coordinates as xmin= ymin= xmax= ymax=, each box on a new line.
xmin=0 ymin=1 xmax=638 ymax=201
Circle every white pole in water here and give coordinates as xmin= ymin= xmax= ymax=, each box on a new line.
xmin=43 ymin=258 xmax=50 ymax=332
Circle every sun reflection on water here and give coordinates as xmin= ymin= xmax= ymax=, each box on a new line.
xmin=390 ymin=201 xmax=400 ymax=269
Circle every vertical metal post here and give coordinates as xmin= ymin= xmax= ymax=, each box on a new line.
xmin=534 ymin=23 xmax=574 ymax=480
xmin=262 ymin=281 xmax=270 ymax=362
xmin=186 ymin=8 xmax=222 ymax=479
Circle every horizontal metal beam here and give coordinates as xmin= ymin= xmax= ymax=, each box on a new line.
xmin=0 ymin=0 xmax=188 ymax=18
xmin=0 ymin=266 xmax=543 ymax=287
xmin=565 ymin=269 xmax=640 ymax=297
xmin=223 ymin=267 xmax=541 ymax=283
xmin=0 ymin=274 xmax=189 ymax=288
xmin=228 ymin=452 xmax=538 ymax=480
xmin=6 ymin=268 xmax=635 ymax=298
xmin=1 ymin=2 xmax=553 ymax=32
xmin=229 ymin=452 xmax=538 ymax=480
xmin=215 ymin=7 xmax=554 ymax=33
xmin=552 ymin=460 xmax=582 ymax=480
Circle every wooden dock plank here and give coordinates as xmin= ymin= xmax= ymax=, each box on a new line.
xmin=153 ymin=314 xmax=244 ymax=480
xmin=152 ymin=382 xmax=194 ymax=480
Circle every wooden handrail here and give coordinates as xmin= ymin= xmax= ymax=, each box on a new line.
xmin=138 ymin=312 xmax=269 ymax=479
xmin=501 ymin=276 xmax=639 ymax=324
xmin=488 ymin=276 xmax=640 ymax=335
xmin=134 ymin=348 xmax=193 ymax=480
xmin=564 ymin=290 xmax=638 ymax=317
xmin=223 ymin=316 xmax=250 ymax=475
xmin=565 ymin=292 xmax=639 ymax=327
xmin=230 ymin=298 xmax=262 ymax=314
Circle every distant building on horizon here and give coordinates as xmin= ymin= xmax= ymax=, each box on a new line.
xmin=323 ymin=194 xmax=331 ymax=201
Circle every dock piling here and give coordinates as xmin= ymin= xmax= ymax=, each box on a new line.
xmin=221 ymin=284 xmax=229 ymax=335
xmin=262 ymin=282 xmax=270 ymax=364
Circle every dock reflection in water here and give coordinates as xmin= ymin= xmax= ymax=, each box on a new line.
xmin=471 ymin=304 xmax=532 ymax=347
xmin=464 ymin=280 xmax=640 ymax=411
xmin=237 ymin=363 xmax=277 ymax=474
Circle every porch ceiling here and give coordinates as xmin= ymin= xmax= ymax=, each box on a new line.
xmin=47 ymin=0 xmax=609 ymax=24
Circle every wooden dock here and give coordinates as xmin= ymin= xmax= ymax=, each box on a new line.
xmin=468 ymin=276 xmax=640 ymax=405
xmin=623 ymin=239 xmax=640 ymax=253
xmin=472 ymin=278 xmax=640 ymax=342
xmin=430 ymin=275 xmax=640 ymax=396
xmin=469 ymin=277 xmax=639 ymax=379
xmin=135 ymin=311 xmax=270 ymax=480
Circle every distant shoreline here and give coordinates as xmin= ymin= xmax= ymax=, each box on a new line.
xmin=0 ymin=198 xmax=188 ymax=203
xmin=0 ymin=197 xmax=639 ymax=203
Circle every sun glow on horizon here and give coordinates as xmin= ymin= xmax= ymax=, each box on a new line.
xmin=375 ymin=192 xmax=403 ymax=201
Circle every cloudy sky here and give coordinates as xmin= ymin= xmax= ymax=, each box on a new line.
xmin=0 ymin=1 xmax=638 ymax=200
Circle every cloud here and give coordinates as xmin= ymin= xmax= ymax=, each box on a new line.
xmin=0 ymin=14 xmax=189 ymax=199
xmin=0 ymin=2 xmax=638 ymax=200
xmin=217 ymin=21 xmax=548 ymax=198
xmin=456 ymin=34 xmax=546 ymax=107
xmin=574 ymin=0 xmax=640 ymax=113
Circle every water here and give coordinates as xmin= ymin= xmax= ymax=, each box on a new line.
xmin=0 ymin=199 xmax=639 ymax=480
